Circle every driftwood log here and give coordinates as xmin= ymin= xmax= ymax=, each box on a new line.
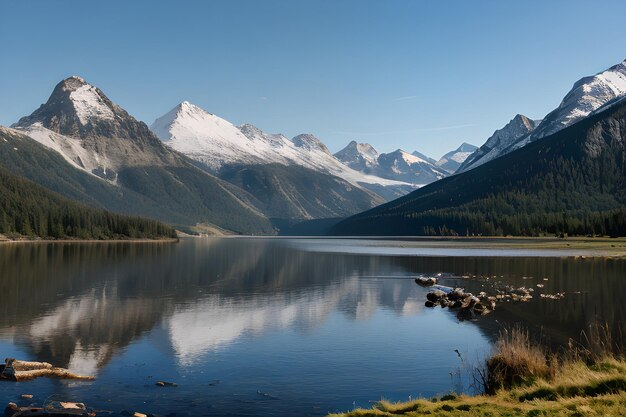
xmin=0 ymin=358 xmax=95 ymax=381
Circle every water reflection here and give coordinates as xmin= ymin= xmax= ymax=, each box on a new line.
xmin=0 ymin=239 xmax=625 ymax=416
xmin=0 ymin=240 xmax=429 ymax=373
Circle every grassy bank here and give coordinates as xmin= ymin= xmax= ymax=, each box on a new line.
xmin=329 ymin=327 xmax=626 ymax=417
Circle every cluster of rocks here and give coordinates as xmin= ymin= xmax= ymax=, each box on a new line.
xmin=416 ymin=277 xmax=496 ymax=318
xmin=415 ymin=275 xmax=566 ymax=320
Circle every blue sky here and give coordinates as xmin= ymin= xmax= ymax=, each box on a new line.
xmin=1 ymin=0 xmax=625 ymax=158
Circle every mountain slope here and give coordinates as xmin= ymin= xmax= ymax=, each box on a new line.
xmin=459 ymin=59 xmax=626 ymax=172
xmin=11 ymin=77 xmax=274 ymax=234
xmin=219 ymin=163 xmax=383 ymax=221
xmin=331 ymin=97 xmax=626 ymax=236
xmin=435 ymin=142 xmax=478 ymax=173
xmin=0 ymin=163 xmax=175 ymax=240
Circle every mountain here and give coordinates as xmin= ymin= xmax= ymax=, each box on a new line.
xmin=435 ymin=142 xmax=478 ymax=173
xmin=331 ymin=94 xmax=626 ymax=237
xmin=333 ymin=140 xmax=379 ymax=174
xmin=457 ymin=115 xmax=538 ymax=172
xmin=376 ymin=149 xmax=449 ymax=184
xmin=10 ymin=77 xmax=274 ymax=235
xmin=459 ymin=59 xmax=626 ymax=172
xmin=151 ymin=102 xmax=414 ymax=217
xmin=0 ymin=156 xmax=175 ymax=240
xmin=531 ymin=59 xmax=626 ymax=139
xmin=334 ymin=142 xmax=448 ymax=185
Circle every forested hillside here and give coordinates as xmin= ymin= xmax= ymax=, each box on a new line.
xmin=0 ymin=167 xmax=176 ymax=240
xmin=331 ymin=99 xmax=626 ymax=237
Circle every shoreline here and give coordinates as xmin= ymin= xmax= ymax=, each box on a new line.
xmin=0 ymin=237 xmax=179 ymax=244
xmin=190 ymin=235 xmax=626 ymax=257
xmin=1 ymin=235 xmax=625 ymax=257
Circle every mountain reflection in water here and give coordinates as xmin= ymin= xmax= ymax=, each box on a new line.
xmin=0 ymin=238 xmax=624 ymax=417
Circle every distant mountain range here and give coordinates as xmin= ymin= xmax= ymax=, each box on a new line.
xmin=150 ymin=101 xmax=423 ymax=202
xmin=1 ymin=76 xmax=469 ymax=235
xmin=334 ymin=141 xmax=456 ymax=184
xmin=3 ymin=58 xmax=625 ymax=238
xmin=331 ymin=60 xmax=626 ymax=237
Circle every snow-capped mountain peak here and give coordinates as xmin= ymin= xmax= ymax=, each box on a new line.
xmin=334 ymin=141 xmax=380 ymax=173
xmin=14 ymin=75 xmax=121 ymax=131
xmin=11 ymin=76 xmax=190 ymax=184
xmin=60 ymin=77 xmax=116 ymax=125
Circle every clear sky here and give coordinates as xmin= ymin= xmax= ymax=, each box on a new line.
xmin=1 ymin=0 xmax=625 ymax=159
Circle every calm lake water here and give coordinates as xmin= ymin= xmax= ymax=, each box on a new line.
xmin=1 ymin=238 xmax=625 ymax=416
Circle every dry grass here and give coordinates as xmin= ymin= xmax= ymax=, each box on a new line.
xmin=481 ymin=327 xmax=555 ymax=393
xmin=328 ymin=325 xmax=626 ymax=417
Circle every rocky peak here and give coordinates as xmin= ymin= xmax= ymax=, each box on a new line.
xmin=292 ymin=134 xmax=331 ymax=154
xmin=239 ymin=123 xmax=264 ymax=137
xmin=334 ymin=140 xmax=379 ymax=172
xmin=13 ymin=76 xmax=126 ymax=136
xmin=455 ymin=142 xmax=478 ymax=152
xmin=12 ymin=76 xmax=181 ymax=178
xmin=483 ymin=114 xmax=537 ymax=150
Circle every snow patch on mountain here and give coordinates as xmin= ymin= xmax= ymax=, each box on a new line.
xmin=69 ymin=83 xmax=115 ymax=125
xmin=16 ymin=123 xmax=117 ymax=183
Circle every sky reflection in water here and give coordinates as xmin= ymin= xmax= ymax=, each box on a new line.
xmin=0 ymin=238 xmax=623 ymax=416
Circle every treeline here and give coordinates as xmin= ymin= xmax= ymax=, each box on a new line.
xmin=0 ymin=167 xmax=177 ymax=240
xmin=413 ymin=207 xmax=626 ymax=237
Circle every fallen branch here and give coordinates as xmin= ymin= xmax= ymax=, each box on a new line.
xmin=0 ymin=358 xmax=95 ymax=381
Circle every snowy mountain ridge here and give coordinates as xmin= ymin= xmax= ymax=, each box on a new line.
xmin=459 ymin=59 xmax=626 ymax=172
xmin=151 ymin=101 xmax=412 ymax=190
xmin=334 ymin=141 xmax=451 ymax=185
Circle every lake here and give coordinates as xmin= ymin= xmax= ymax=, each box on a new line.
xmin=0 ymin=238 xmax=625 ymax=416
